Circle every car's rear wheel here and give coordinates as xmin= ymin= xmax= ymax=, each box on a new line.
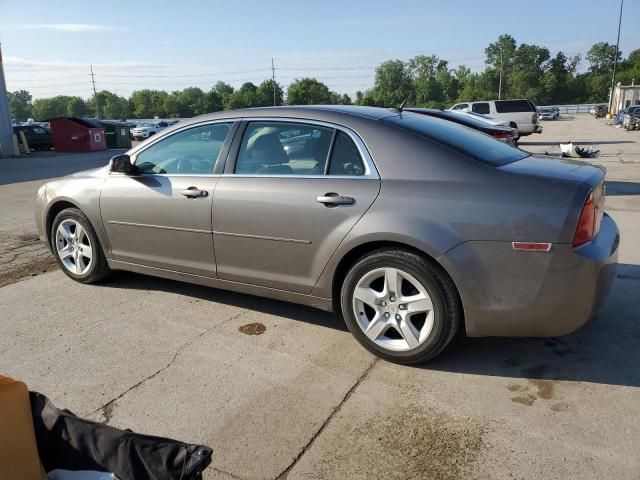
xmin=340 ymin=249 xmax=461 ymax=364
xmin=52 ymin=208 xmax=110 ymax=283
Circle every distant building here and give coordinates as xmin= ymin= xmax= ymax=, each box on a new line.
xmin=611 ymin=84 xmax=640 ymax=115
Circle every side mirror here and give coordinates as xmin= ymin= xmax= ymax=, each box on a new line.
xmin=109 ymin=154 xmax=135 ymax=174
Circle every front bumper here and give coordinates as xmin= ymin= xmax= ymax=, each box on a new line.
xmin=439 ymin=214 xmax=619 ymax=337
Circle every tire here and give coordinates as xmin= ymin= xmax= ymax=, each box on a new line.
xmin=51 ymin=208 xmax=110 ymax=283
xmin=340 ymin=249 xmax=461 ymax=364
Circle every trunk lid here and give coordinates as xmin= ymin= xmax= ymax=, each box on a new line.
xmin=498 ymin=154 xmax=605 ymax=188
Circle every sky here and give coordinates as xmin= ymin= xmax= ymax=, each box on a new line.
xmin=1 ymin=0 xmax=638 ymax=99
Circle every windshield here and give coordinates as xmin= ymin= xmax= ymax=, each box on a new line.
xmin=136 ymin=123 xmax=154 ymax=128
xmin=385 ymin=113 xmax=528 ymax=167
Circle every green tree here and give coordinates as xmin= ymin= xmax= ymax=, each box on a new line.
xmin=32 ymin=96 xmax=73 ymax=120
xmin=339 ymin=93 xmax=352 ymax=105
xmin=203 ymin=89 xmax=224 ymax=113
xmin=286 ymin=78 xmax=333 ymax=105
xmin=367 ymin=60 xmax=413 ymax=107
xmin=66 ymin=97 xmax=88 ymax=117
xmin=586 ymin=42 xmax=621 ymax=74
xmin=484 ymin=34 xmax=518 ymax=98
xmin=213 ymin=81 xmax=235 ymax=109
xmin=90 ymin=91 xmax=128 ymax=119
xmin=130 ymin=90 xmax=167 ymax=118
xmin=256 ymin=79 xmax=284 ymax=106
xmin=8 ymin=90 xmax=32 ymax=121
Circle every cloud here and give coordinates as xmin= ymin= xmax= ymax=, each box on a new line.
xmin=15 ymin=23 xmax=126 ymax=33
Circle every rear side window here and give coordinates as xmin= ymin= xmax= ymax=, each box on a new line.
xmin=471 ymin=103 xmax=490 ymax=114
xmin=235 ymin=122 xmax=333 ymax=175
xmin=328 ymin=131 xmax=365 ymax=176
xmin=495 ymin=100 xmax=534 ymax=113
xmin=385 ymin=114 xmax=528 ymax=167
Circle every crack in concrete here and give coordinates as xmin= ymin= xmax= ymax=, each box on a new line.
xmin=274 ymin=357 xmax=379 ymax=480
xmin=210 ymin=466 xmax=247 ymax=480
xmin=94 ymin=309 xmax=248 ymax=424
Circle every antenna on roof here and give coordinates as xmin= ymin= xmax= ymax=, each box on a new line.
xmin=397 ymin=98 xmax=408 ymax=113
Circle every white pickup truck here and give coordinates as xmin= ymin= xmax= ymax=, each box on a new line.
xmin=448 ymin=99 xmax=542 ymax=138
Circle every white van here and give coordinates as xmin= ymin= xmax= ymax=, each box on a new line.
xmin=448 ymin=99 xmax=542 ymax=137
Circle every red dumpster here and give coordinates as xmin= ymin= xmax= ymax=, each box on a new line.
xmin=49 ymin=117 xmax=106 ymax=153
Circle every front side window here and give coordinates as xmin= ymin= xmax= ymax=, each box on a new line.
xmin=472 ymin=103 xmax=490 ymax=114
xmin=33 ymin=127 xmax=48 ymax=134
xmin=235 ymin=122 xmax=333 ymax=175
xmin=134 ymin=123 xmax=232 ymax=175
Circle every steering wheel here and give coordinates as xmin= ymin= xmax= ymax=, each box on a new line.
xmin=176 ymin=154 xmax=208 ymax=174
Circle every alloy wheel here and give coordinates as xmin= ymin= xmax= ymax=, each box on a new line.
xmin=351 ymin=267 xmax=435 ymax=351
xmin=55 ymin=219 xmax=93 ymax=276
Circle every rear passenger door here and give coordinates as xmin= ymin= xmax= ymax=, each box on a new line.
xmin=212 ymin=120 xmax=380 ymax=294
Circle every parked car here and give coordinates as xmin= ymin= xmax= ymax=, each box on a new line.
xmin=538 ymin=107 xmax=558 ymax=120
xmin=590 ymin=104 xmax=608 ymax=117
xmin=613 ymin=105 xmax=640 ymax=125
xmin=406 ymin=108 xmax=518 ymax=145
xmin=449 ymin=99 xmax=542 ymax=138
xmin=622 ymin=106 xmax=640 ymax=130
xmin=130 ymin=122 xmax=167 ymax=140
xmin=35 ymin=106 xmax=618 ymax=364
xmin=13 ymin=124 xmax=53 ymax=150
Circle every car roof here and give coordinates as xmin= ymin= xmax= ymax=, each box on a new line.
xmin=192 ymin=105 xmax=400 ymax=123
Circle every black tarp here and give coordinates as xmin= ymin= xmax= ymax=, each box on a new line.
xmin=30 ymin=392 xmax=212 ymax=480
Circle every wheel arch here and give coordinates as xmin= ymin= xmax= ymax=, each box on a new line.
xmin=330 ymin=240 xmax=464 ymax=329
xmin=45 ymin=199 xmax=83 ymax=249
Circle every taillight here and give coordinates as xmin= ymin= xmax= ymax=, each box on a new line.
xmin=532 ymin=113 xmax=539 ymax=124
xmin=572 ymin=192 xmax=596 ymax=246
xmin=492 ymin=131 xmax=512 ymax=142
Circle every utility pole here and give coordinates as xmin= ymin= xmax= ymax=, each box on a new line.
xmin=90 ymin=64 xmax=99 ymax=118
xmin=609 ymin=0 xmax=624 ymax=115
xmin=498 ymin=45 xmax=504 ymax=100
xmin=0 ymin=43 xmax=15 ymax=157
xmin=271 ymin=58 xmax=277 ymax=106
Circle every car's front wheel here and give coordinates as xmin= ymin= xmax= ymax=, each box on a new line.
xmin=52 ymin=208 xmax=110 ymax=283
xmin=340 ymin=249 xmax=461 ymax=364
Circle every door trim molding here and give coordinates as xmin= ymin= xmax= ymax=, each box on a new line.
xmin=108 ymin=259 xmax=333 ymax=312
xmin=107 ymin=220 xmax=212 ymax=234
xmin=212 ymin=230 xmax=311 ymax=244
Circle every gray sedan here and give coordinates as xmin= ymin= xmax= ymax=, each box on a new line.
xmin=34 ymin=106 xmax=619 ymax=364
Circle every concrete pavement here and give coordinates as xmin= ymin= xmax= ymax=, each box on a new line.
xmin=1 ymin=116 xmax=639 ymax=479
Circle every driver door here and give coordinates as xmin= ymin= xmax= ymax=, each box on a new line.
xmin=100 ymin=121 xmax=236 ymax=277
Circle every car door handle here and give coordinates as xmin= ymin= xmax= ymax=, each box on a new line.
xmin=181 ymin=187 xmax=209 ymax=198
xmin=316 ymin=193 xmax=355 ymax=206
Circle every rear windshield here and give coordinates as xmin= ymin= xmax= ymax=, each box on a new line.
xmin=495 ymin=100 xmax=535 ymax=113
xmin=439 ymin=111 xmax=498 ymax=128
xmin=385 ymin=113 xmax=528 ymax=167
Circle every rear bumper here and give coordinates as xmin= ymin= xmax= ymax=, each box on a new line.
xmin=439 ymin=214 xmax=619 ymax=337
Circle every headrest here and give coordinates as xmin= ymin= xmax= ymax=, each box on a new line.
xmin=250 ymin=134 xmax=289 ymax=166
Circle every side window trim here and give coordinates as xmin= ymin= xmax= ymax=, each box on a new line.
xmin=223 ymin=117 xmax=379 ymax=179
xmin=127 ymin=119 xmax=238 ymax=176
xmin=323 ymin=129 xmax=338 ymax=175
